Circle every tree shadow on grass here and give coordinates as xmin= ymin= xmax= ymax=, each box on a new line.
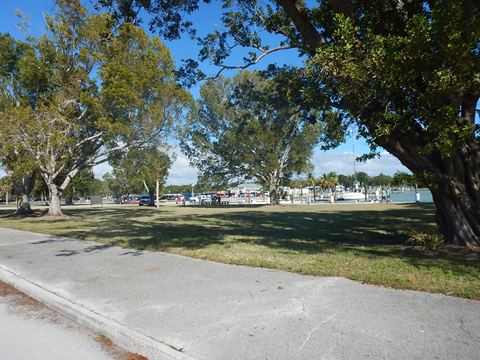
xmin=1 ymin=205 xmax=478 ymax=278
xmin=0 ymin=209 xmax=42 ymax=218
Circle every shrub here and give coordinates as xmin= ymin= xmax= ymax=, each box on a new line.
xmin=406 ymin=230 xmax=443 ymax=250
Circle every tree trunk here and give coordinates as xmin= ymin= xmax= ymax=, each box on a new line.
xmin=265 ymin=172 xmax=282 ymax=205
xmin=47 ymin=183 xmax=63 ymax=216
xmin=269 ymin=185 xmax=282 ymax=205
xmin=12 ymin=173 xmax=36 ymax=216
xmin=149 ymin=188 xmax=155 ymax=206
xmin=40 ymin=166 xmax=80 ymax=217
xmin=65 ymin=194 xmax=74 ymax=205
xmin=377 ymin=133 xmax=480 ymax=247
xmin=15 ymin=194 xmax=33 ymax=216
xmin=430 ymin=176 xmax=480 ymax=248
xmin=269 ymin=188 xmax=278 ymax=205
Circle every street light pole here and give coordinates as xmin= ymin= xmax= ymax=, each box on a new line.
xmin=156 ymin=180 xmax=159 ymax=209
xmin=351 ymin=128 xmax=357 ymax=181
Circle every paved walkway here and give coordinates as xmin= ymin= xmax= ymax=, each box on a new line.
xmin=0 ymin=227 xmax=479 ymax=360
xmin=0 ymin=281 xmax=123 ymax=360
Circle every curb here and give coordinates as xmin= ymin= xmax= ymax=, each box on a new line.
xmin=0 ymin=264 xmax=196 ymax=360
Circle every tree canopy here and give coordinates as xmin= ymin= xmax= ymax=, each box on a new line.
xmin=0 ymin=0 xmax=189 ymax=216
xmin=108 ymin=146 xmax=172 ymax=204
xmin=99 ymin=0 xmax=480 ymax=247
xmin=181 ymin=70 xmax=322 ymax=203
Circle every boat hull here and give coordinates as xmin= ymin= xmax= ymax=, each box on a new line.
xmin=339 ymin=192 xmax=365 ymax=201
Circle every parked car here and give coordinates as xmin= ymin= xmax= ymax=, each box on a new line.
xmin=160 ymin=194 xmax=177 ymax=201
xmin=138 ymin=195 xmax=152 ymax=206
xmin=120 ymin=196 xmax=139 ymax=204
xmin=175 ymin=195 xmax=184 ymax=205
xmin=195 ymin=194 xmax=211 ymax=205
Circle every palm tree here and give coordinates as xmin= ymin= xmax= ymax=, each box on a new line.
xmin=319 ymin=172 xmax=338 ymax=191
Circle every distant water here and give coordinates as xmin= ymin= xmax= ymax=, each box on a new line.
xmin=390 ymin=189 xmax=433 ymax=203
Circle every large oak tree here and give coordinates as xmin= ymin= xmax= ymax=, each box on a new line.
xmin=100 ymin=0 xmax=480 ymax=247
xmin=182 ymin=70 xmax=322 ymax=204
xmin=0 ymin=0 xmax=189 ymax=216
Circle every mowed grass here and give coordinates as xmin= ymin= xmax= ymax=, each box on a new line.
xmin=0 ymin=203 xmax=479 ymax=299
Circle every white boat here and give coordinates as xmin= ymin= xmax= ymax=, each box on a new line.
xmin=336 ymin=129 xmax=366 ymax=202
xmin=339 ymin=191 xmax=365 ymax=201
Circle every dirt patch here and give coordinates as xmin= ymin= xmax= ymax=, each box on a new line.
xmin=94 ymin=334 xmax=149 ymax=360
xmin=437 ymin=245 xmax=480 ymax=255
xmin=146 ymin=266 xmax=162 ymax=272
xmin=126 ymin=353 xmax=149 ymax=360
xmin=0 ymin=281 xmax=20 ymax=297
xmin=404 ymin=245 xmax=480 ymax=258
xmin=0 ymin=281 xmax=48 ymax=315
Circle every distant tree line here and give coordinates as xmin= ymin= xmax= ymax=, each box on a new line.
xmin=1 ymin=169 xmax=426 ymax=204
xmin=289 ymin=171 xmax=425 ymax=190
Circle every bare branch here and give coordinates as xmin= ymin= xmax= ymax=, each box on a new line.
xmin=76 ymin=107 xmax=89 ymax=121
xmin=52 ymin=163 xmax=66 ymax=180
xmin=59 ymin=167 xmax=80 ymax=191
xmin=209 ymin=45 xmax=294 ymax=79
xmin=75 ymin=131 xmax=105 ymax=148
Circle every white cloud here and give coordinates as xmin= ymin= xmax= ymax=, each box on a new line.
xmin=91 ymin=146 xmax=198 ymax=185
xmin=166 ymin=147 xmax=198 ymax=185
xmin=87 ymin=144 xmax=196 ymax=184
xmin=312 ymin=149 xmax=409 ymax=176
xmin=93 ymin=162 xmax=112 ymax=178
xmin=165 ymin=147 xmax=409 ymax=185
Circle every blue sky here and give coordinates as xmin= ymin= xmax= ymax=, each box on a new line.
xmin=0 ymin=0 xmax=408 ymax=184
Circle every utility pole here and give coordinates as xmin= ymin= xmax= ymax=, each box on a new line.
xmin=351 ymin=128 xmax=357 ymax=182
xmin=156 ymin=180 xmax=160 ymax=209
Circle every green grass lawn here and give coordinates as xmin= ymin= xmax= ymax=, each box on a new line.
xmin=0 ymin=203 xmax=479 ymax=299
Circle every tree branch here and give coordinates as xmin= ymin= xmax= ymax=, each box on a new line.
xmin=275 ymin=0 xmax=325 ymax=52
xmin=209 ymin=45 xmax=294 ymax=79
xmin=75 ymin=131 xmax=105 ymax=148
